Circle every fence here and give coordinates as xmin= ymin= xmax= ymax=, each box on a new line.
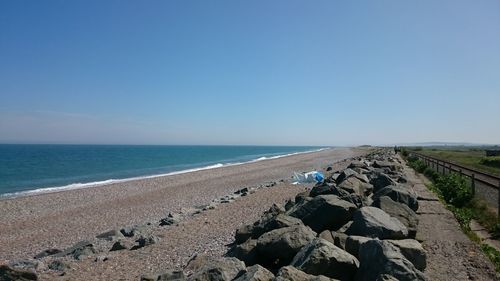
xmin=411 ymin=152 xmax=500 ymax=216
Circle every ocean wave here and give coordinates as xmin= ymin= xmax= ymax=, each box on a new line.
xmin=1 ymin=147 xmax=329 ymax=199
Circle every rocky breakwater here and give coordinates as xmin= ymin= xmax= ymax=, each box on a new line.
xmin=136 ymin=149 xmax=427 ymax=281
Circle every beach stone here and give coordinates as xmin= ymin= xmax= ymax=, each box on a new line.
xmin=34 ymin=248 xmax=61 ymax=259
xmin=54 ymin=240 xmax=96 ymax=260
xmin=132 ymin=235 xmax=159 ymax=250
xmin=233 ymin=265 xmax=274 ymax=281
xmin=48 ymin=260 xmax=70 ymax=272
xmin=287 ymin=195 xmax=356 ymax=232
xmin=120 ymin=225 xmax=147 ymax=237
xmin=160 ymin=213 xmax=181 ymax=226
xmin=110 ymin=239 xmax=133 ymax=251
xmin=370 ymin=173 xmax=396 ymax=193
xmin=187 ymin=257 xmax=245 ymax=281
xmin=345 ymin=236 xmax=373 ymax=258
xmin=255 ymin=224 xmax=316 ymax=268
xmin=355 ymin=239 xmax=425 ymax=281
xmin=387 ymin=239 xmax=427 ymax=271
xmin=346 ymin=207 xmax=408 ymax=239
xmin=226 ymin=239 xmax=258 ymax=266
xmin=373 ymin=185 xmax=419 ymax=212
xmin=291 ymin=238 xmax=359 ymax=281
xmin=141 ymin=270 xmax=185 ymax=281
xmin=0 ymin=264 xmax=37 ymax=281
xmin=96 ymin=229 xmax=124 ymax=241
xmin=372 ymin=196 xmax=418 ymax=238
xmin=274 ymin=266 xmax=336 ymax=281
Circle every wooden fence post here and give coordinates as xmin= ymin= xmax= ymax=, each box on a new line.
xmin=471 ymin=173 xmax=476 ymax=196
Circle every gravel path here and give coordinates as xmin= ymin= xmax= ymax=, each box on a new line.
xmin=0 ymin=147 xmax=366 ymax=264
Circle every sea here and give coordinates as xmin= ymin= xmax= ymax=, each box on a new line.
xmin=0 ymin=144 xmax=326 ymax=198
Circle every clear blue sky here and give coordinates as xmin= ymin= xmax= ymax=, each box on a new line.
xmin=1 ymin=1 xmax=499 ymax=146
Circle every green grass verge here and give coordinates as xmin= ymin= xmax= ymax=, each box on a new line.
xmin=419 ymin=148 xmax=500 ymax=177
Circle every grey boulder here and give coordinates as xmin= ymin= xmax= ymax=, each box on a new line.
xmin=233 ymin=265 xmax=274 ymax=281
xmin=373 ymin=185 xmax=419 ymax=212
xmin=274 ymin=266 xmax=338 ymax=281
xmin=291 ymin=238 xmax=359 ymax=281
xmin=372 ymin=196 xmax=418 ymax=238
xmin=387 ymin=239 xmax=427 ymax=271
xmin=0 ymin=264 xmax=37 ymax=281
xmin=346 ymin=207 xmax=408 ymax=239
xmin=287 ymin=195 xmax=357 ymax=232
xmin=186 ymin=257 xmax=245 ymax=281
xmin=355 ymin=239 xmax=426 ymax=281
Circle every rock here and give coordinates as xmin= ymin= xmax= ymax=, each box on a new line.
xmin=373 ymin=185 xmax=419 ymax=212
xmin=233 ymin=264 xmax=274 ymax=281
xmin=335 ymin=169 xmax=358 ymax=184
xmin=310 ymin=183 xmax=336 ymax=197
xmin=226 ymin=239 xmax=258 ymax=266
xmin=141 ymin=270 xmax=185 ymax=281
xmin=96 ymin=229 xmax=124 ymax=241
xmin=48 ymin=260 xmax=69 ymax=271
xmin=318 ymin=231 xmax=347 ymax=250
xmin=330 ymin=173 xmax=341 ymax=183
xmin=187 ymin=257 xmax=245 ymax=281
xmin=54 ymin=240 xmax=96 ymax=260
xmin=160 ymin=213 xmax=181 ymax=226
xmin=287 ymin=195 xmax=357 ymax=232
xmin=387 ymin=239 xmax=427 ymax=271
xmin=34 ymin=248 xmax=61 ymax=259
xmin=131 ymin=235 xmax=159 ymax=250
xmin=295 ymin=191 xmax=310 ymax=204
xmin=284 ymin=200 xmax=294 ymax=211
xmin=346 ymin=207 xmax=408 ymax=239
xmin=348 ymin=161 xmax=368 ymax=169
xmin=235 ymin=214 xmax=303 ymax=244
xmin=110 ymin=240 xmax=133 ymax=251
xmin=120 ymin=225 xmax=146 ymax=237
xmin=0 ymin=264 xmax=37 ymax=281
xmin=370 ymin=173 xmax=396 ymax=193
xmin=338 ymin=177 xmax=370 ymax=196
xmin=255 ymin=225 xmax=316 ymax=268
xmin=372 ymin=161 xmax=398 ymax=171
xmin=344 ymin=236 xmax=373 ymax=258
xmin=355 ymin=239 xmax=425 ymax=281
xmin=94 ymin=256 xmax=109 ymax=262
xmin=397 ymin=176 xmax=408 ymax=183
xmin=372 ymin=196 xmax=418 ymax=238
xmin=235 ymin=224 xmax=254 ymax=244
xmin=8 ymin=260 xmax=43 ymax=272
xmin=274 ymin=266 xmax=335 ymax=281
xmin=235 ymin=187 xmax=249 ymax=195
xmin=291 ymin=238 xmax=359 ymax=281
xmin=326 ymin=166 xmax=333 ymax=171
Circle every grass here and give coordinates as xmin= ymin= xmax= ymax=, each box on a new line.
xmin=418 ymin=148 xmax=500 ymax=177
xmin=404 ymin=154 xmax=500 ymax=273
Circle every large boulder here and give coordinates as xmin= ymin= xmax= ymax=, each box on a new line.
xmin=372 ymin=196 xmax=418 ymax=238
xmin=141 ymin=270 xmax=185 ymax=281
xmin=372 ymin=161 xmax=398 ymax=171
xmin=0 ymin=264 xmax=37 ymax=281
xmin=291 ymin=238 xmax=359 ymax=281
xmin=346 ymin=207 xmax=408 ymax=239
xmin=186 ymin=257 xmax=246 ymax=281
xmin=355 ymin=239 xmax=426 ymax=281
xmin=318 ymin=231 xmax=347 ymax=250
xmin=344 ymin=236 xmax=373 ymax=258
xmin=274 ymin=266 xmax=337 ymax=281
xmin=226 ymin=239 xmax=258 ymax=266
xmin=255 ymin=225 xmax=316 ymax=268
xmin=235 ymin=214 xmax=303 ymax=244
xmin=348 ymin=161 xmax=368 ymax=169
xmin=370 ymin=173 xmax=396 ymax=193
xmin=373 ymin=185 xmax=419 ymax=212
xmin=310 ymin=183 xmax=336 ymax=197
xmin=233 ymin=265 xmax=274 ymax=281
xmin=287 ymin=195 xmax=357 ymax=232
xmin=387 ymin=239 xmax=427 ymax=271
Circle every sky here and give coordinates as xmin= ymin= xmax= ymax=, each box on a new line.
xmin=1 ymin=1 xmax=499 ymax=146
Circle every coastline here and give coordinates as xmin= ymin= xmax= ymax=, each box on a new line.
xmin=0 ymin=147 xmax=368 ymax=266
xmin=0 ymin=147 xmax=329 ymax=200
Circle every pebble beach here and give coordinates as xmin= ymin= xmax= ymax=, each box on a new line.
xmin=0 ymin=147 xmax=367 ymax=280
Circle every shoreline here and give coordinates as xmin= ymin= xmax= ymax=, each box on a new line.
xmin=0 ymin=147 xmax=330 ymax=200
xmin=0 ymin=147 xmax=367 ymax=262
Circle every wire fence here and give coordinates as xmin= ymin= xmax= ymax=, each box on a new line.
xmin=411 ymin=152 xmax=500 ymax=216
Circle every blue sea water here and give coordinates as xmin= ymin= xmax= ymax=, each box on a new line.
xmin=0 ymin=145 xmax=325 ymax=197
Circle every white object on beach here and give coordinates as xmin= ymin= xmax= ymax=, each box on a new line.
xmin=293 ymin=171 xmax=324 ymax=184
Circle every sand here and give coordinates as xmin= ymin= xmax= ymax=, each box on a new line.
xmin=0 ymin=147 xmax=367 ymax=271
